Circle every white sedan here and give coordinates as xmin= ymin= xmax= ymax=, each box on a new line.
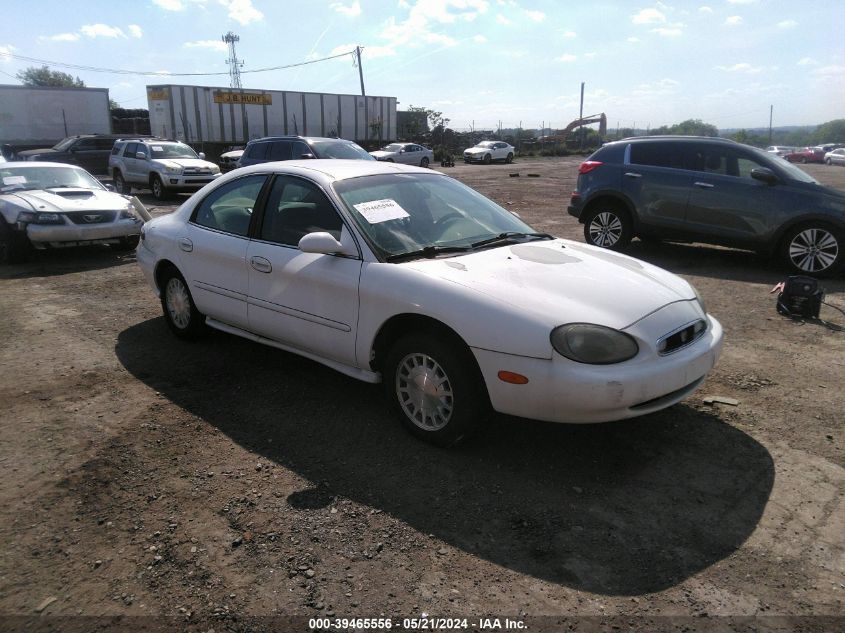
xmin=1 ymin=162 xmax=145 ymax=264
xmin=370 ymin=143 xmax=433 ymax=168
xmin=824 ymin=148 xmax=845 ymax=166
xmin=137 ymin=160 xmax=722 ymax=446
xmin=463 ymin=141 xmax=515 ymax=164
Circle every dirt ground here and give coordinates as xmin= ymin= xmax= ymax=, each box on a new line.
xmin=0 ymin=157 xmax=843 ymax=632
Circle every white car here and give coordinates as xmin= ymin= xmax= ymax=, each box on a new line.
xmin=824 ymin=148 xmax=845 ymax=166
xmin=463 ymin=141 xmax=515 ymax=164
xmin=0 ymin=162 xmax=145 ymax=264
xmin=370 ymin=143 xmax=433 ymax=168
xmin=765 ymin=145 xmax=796 ymax=157
xmin=137 ymin=160 xmax=723 ymax=446
xmin=218 ymin=148 xmax=244 ymax=173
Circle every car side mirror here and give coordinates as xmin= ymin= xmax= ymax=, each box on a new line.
xmin=298 ymin=232 xmax=355 ymax=256
xmin=751 ymin=167 xmax=779 ymax=185
xmin=300 ymin=153 xmax=315 ymax=159
xmin=104 ymin=183 xmax=115 ymax=192
xmin=198 ymin=152 xmax=206 ymax=159
xmin=136 ymin=152 xmax=147 ymax=160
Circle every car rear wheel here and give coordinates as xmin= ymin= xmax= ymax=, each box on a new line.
xmin=483 ymin=154 xmax=492 ymax=165
xmin=583 ymin=204 xmax=633 ymax=251
xmin=113 ymin=171 xmax=130 ymax=194
xmin=384 ymin=332 xmax=486 ymax=447
xmin=782 ymin=223 xmax=843 ymax=277
xmin=420 ymin=157 xmax=429 ymax=168
xmin=160 ymin=269 xmax=206 ymax=339
xmin=151 ymin=175 xmax=169 ymax=201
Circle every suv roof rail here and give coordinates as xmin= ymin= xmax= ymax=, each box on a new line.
xmin=115 ymin=136 xmax=172 ymax=142
xmin=616 ymin=135 xmax=737 ymax=143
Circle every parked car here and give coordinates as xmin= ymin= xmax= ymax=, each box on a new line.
xmin=568 ymin=136 xmax=845 ymax=276
xmin=136 ymin=159 xmax=722 ymax=446
xmin=765 ymin=145 xmax=796 ymax=157
xmin=824 ymin=148 xmax=845 ymax=166
xmin=370 ymin=143 xmax=433 ymax=167
xmin=109 ymin=138 xmax=221 ymax=201
xmin=463 ymin=141 xmax=515 ymax=164
xmin=237 ymin=136 xmax=374 ymax=168
xmin=783 ymin=147 xmax=825 ymax=164
xmin=16 ymin=134 xmax=130 ymax=175
xmin=0 ymin=162 xmax=144 ymax=263
xmin=218 ymin=147 xmax=244 ymax=173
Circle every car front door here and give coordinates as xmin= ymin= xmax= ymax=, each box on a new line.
xmin=683 ymin=145 xmax=787 ymax=247
xmin=622 ymin=141 xmax=693 ymax=234
xmin=246 ymin=175 xmax=362 ymax=366
xmin=178 ymin=174 xmax=269 ymax=329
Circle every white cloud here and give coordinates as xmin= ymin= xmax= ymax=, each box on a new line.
xmin=632 ymin=78 xmax=680 ymax=96
xmin=584 ymin=52 xmax=597 ymax=58
xmin=631 ymin=8 xmax=666 ymax=24
xmin=153 ymin=0 xmax=207 ymax=9
xmin=556 ymin=53 xmax=577 ymax=62
xmin=0 ymin=44 xmax=16 ymax=62
xmin=797 ymin=57 xmax=818 ymax=66
xmin=331 ymin=1 xmax=361 ymax=17
xmin=812 ymin=65 xmax=845 ymax=78
xmin=128 ymin=24 xmax=143 ymax=38
xmin=425 ymin=32 xmax=458 ymax=46
xmin=651 ymin=25 xmax=683 ymax=36
xmin=698 ymin=6 xmax=713 ymax=13
xmin=561 ymin=30 xmax=576 ymax=38
xmin=496 ymin=14 xmax=512 ymax=25
xmin=81 ymin=24 xmax=126 ymax=38
xmin=219 ymin=0 xmax=263 ymax=25
xmin=473 ymin=34 xmax=488 ymax=43
xmin=398 ymin=0 xmax=411 ymax=7
xmin=724 ymin=15 xmax=743 ymax=26
xmin=627 ymin=36 xmax=641 ymax=42
xmin=526 ymin=10 xmax=545 ymax=22
xmin=777 ymin=19 xmax=797 ymax=29
xmin=184 ymin=39 xmax=229 ymax=52
xmin=717 ymin=62 xmax=762 ymax=73
xmin=42 ymin=32 xmax=81 ymax=42
xmin=727 ymin=0 xmax=756 ymax=4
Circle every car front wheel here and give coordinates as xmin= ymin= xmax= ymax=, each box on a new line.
xmin=420 ymin=157 xmax=429 ymax=168
xmin=505 ymin=153 xmax=513 ymax=164
xmin=483 ymin=154 xmax=492 ymax=164
xmin=782 ymin=223 xmax=843 ymax=276
xmin=151 ymin=175 xmax=168 ymax=201
xmin=583 ymin=204 xmax=633 ymax=251
xmin=384 ymin=332 xmax=486 ymax=446
xmin=160 ymin=269 xmax=206 ymax=339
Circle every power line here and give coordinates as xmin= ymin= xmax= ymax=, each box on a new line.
xmin=0 ymin=49 xmax=356 ymax=78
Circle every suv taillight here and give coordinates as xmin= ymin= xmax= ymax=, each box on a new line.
xmin=578 ymin=160 xmax=602 ymax=175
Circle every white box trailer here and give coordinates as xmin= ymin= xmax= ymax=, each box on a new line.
xmin=147 ymin=84 xmax=397 ymax=145
xmin=0 ymin=84 xmax=112 ymax=146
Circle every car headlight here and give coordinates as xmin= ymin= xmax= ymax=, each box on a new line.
xmin=17 ymin=211 xmax=63 ymax=224
xmin=164 ymin=165 xmax=183 ymax=175
xmin=691 ymin=286 xmax=707 ymax=316
xmin=211 ymin=166 xmax=221 ymax=174
xmin=550 ymin=323 xmax=639 ymax=364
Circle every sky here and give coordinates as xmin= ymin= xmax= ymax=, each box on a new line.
xmin=2 ymin=0 xmax=843 ymax=133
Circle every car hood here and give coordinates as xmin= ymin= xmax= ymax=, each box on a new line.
xmin=370 ymin=151 xmax=397 ymax=160
xmin=154 ymin=158 xmax=217 ymax=169
xmin=220 ymin=150 xmax=243 ymax=160
xmin=16 ymin=148 xmax=57 ymax=158
xmin=8 ymin=188 xmax=129 ymax=212
xmin=400 ymin=239 xmax=695 ymax=330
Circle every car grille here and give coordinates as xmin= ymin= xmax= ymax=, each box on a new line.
xmin=183 ymin=168 xmax=213 ymax=175
xmin=65 ymin=211 xmax=117 ymax=225
xmin=657 ymin=319 xmax=707 ymax=355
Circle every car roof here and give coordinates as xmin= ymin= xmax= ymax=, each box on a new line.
xmin=247 ymin=136 xmax=357 ymax=144
xmin=615 ymin=135 xmax=739 ymax=144
xmin=0 ymin=161 xmax=86 ymax=170
xmin=227 ymin=158 xmax=436 ymax=183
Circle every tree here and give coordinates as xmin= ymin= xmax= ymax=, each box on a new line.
xmin=812 ymin=119 xmax=845 ymax=144
xmin=109 ymin=98 xmax=121 ymax=111
xmin=16 ymin=65 xmax=85 ymax=88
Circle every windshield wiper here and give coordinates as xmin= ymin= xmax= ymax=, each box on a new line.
xmin=385 ymin=245 xmax=472 ymax=263
xmin=471 ymin=231 xmax=554 ymax=249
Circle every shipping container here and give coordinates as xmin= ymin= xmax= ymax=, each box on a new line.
xmin=147 ymin=84 xmax=397 ymax=146
xmin=0 ymin=84 xmax=111 ymax=146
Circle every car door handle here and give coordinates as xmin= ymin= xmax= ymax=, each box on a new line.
xmin=624 ymin=172 xmax=642 ymax=179
xmin=693 ymin=181 xmax=715 ymax=189
xmin=178 ymin=238 xmax=193 ymax=252
xmin=250 ymin=256 xmax=272 ymax=273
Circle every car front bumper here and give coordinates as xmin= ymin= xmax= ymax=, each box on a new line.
xmin=162 ymin=173 xmax=221 ymax=191
xmin=25 ymin=218 xmax=143 ymax=245
xmin=474 ymin=315 xmax=723 ymax=424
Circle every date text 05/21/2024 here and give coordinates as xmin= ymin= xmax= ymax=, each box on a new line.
xmin=308 ymin=617 xmax=526 ymax=630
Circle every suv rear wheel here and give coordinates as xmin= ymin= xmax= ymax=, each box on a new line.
xmin=781 ymin=223 xmax=843 ymax=276
xmin=583 ymin=203 xmax=633 ymax=251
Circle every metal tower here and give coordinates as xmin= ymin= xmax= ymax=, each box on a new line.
xmin=222 ymin=31 xmax=244 ymax=89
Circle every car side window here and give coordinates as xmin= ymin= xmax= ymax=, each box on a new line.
xmin=76 ymin=139 xmax=96 ymax=151
xmin=123 ymin=143 xmax=137 ymax=157
xmin=111 ymin=144 xmax=123 ymax=156
xmin=136 ymin=144 xmax=149 ymax=159
xmin=192 ymin=175 xmax=267 ymax=237
xmin=629 ymin=143 xmax=684 ymax=169
xmin=267 ymin=141 xmax=291 ymax=161
xmin=291 ymin=141 xmax=312 ymax=158
xmin=733 ymin=152 xmax=767 ymax=179
xmin=259 ymin=176 xmax=343 ymax=247
xmin=247 ymin=143 xmax=269 ymax=159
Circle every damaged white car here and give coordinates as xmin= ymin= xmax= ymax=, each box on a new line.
xmin=0 ymin=162 xmax=146 ymax=264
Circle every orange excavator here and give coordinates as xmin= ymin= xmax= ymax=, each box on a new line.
xmin=541 ymin=113 xmax=607 ymax=143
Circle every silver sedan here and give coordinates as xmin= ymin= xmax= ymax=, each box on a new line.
xmin=369 ymin=143 xmax=433 ymax=168
xmin=824 ymin=148 xmax=845 ymax=166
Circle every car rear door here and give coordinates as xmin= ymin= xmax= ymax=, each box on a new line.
xmin=622 ymin=141 xmax=693 ymax=233
xmin=245 ymin=175 xmax=362 ymax=366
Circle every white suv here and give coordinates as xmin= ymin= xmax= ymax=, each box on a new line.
xmin=109 ymin=139 xmax=221 ymax=200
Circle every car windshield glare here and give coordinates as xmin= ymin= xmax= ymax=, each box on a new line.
xmin=51 ymin=137 xmax=78 ymax=151
xmin=383 ymin=144 xmax=403 ymax=152
xmin=149 ymin=143 xmax=198 ymax=159
xmin=0 ymin=166 xmax=103 ymax=192
xmin=476 ymin=142 xmax=495 ymax=148
xmin=311 ymin=141 xmax=375 ymax=160
xmin=333 ymin=173 xmax=536 ymax=259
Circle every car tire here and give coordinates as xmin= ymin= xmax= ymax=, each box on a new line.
xmin=0 ymin=220 xmax=32 ymax=265
xmin=826 ymin=158 xmax=832 ymax=165
xmin=583 ymin=203 xmax=634 ymax=251
xmin=110 ymin=235 xmax=140 ymax=251
xmin=483 ymin=154 xmax=492 ymax=165
xmin=505 ymin=153 xmax=513 ymax=164
xmin=160 ymin=268 xmax=206 ymax=339
xmin=150 ymin=175 xmax=169 ymax=201
xmin=384 ymin=331 xmax=486 ymax=447
xmin=781 ymin=223 xmax=844 ymax=277
xmin=113 ymin=171 xmax=130 ymax=194
xmin=420 ymin=157 xmax=429 ymax=168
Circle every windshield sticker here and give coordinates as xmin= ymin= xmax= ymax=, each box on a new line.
xmin=2 ymin=176 xmax=26 ymax=185
xmin=151 ymin=146 xmax=164 ymax=152
xmin=354 ymin=199 xmax=410 ymax=224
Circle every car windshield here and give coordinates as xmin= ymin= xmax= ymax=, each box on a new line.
xmin=149 ymin=143 xmax=198 ymax=159
xmin=51 ymin=137 xmax=80 ymax=151
xmin=382 ymin=144 xmax=403 ymax=152
xmin=312 ymin=141 xmax=375 ymax=160
xmin=0 ymin=165 xmax=104 ymax=192
xmin=475 ymin=142 xmax=496 ymax=148
xmin=333 ymin=173 xmax=542 ymax=260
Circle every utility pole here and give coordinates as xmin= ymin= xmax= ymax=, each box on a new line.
xmin=355 ymin=46 xmax=366 ymax=96
xmin=768 ymin=105 xmax=773 ymax=143
xmin=222 ymin=31 xmax=243 ymax=89
xmin=579 ymin=81 xmax=585 ymax=149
